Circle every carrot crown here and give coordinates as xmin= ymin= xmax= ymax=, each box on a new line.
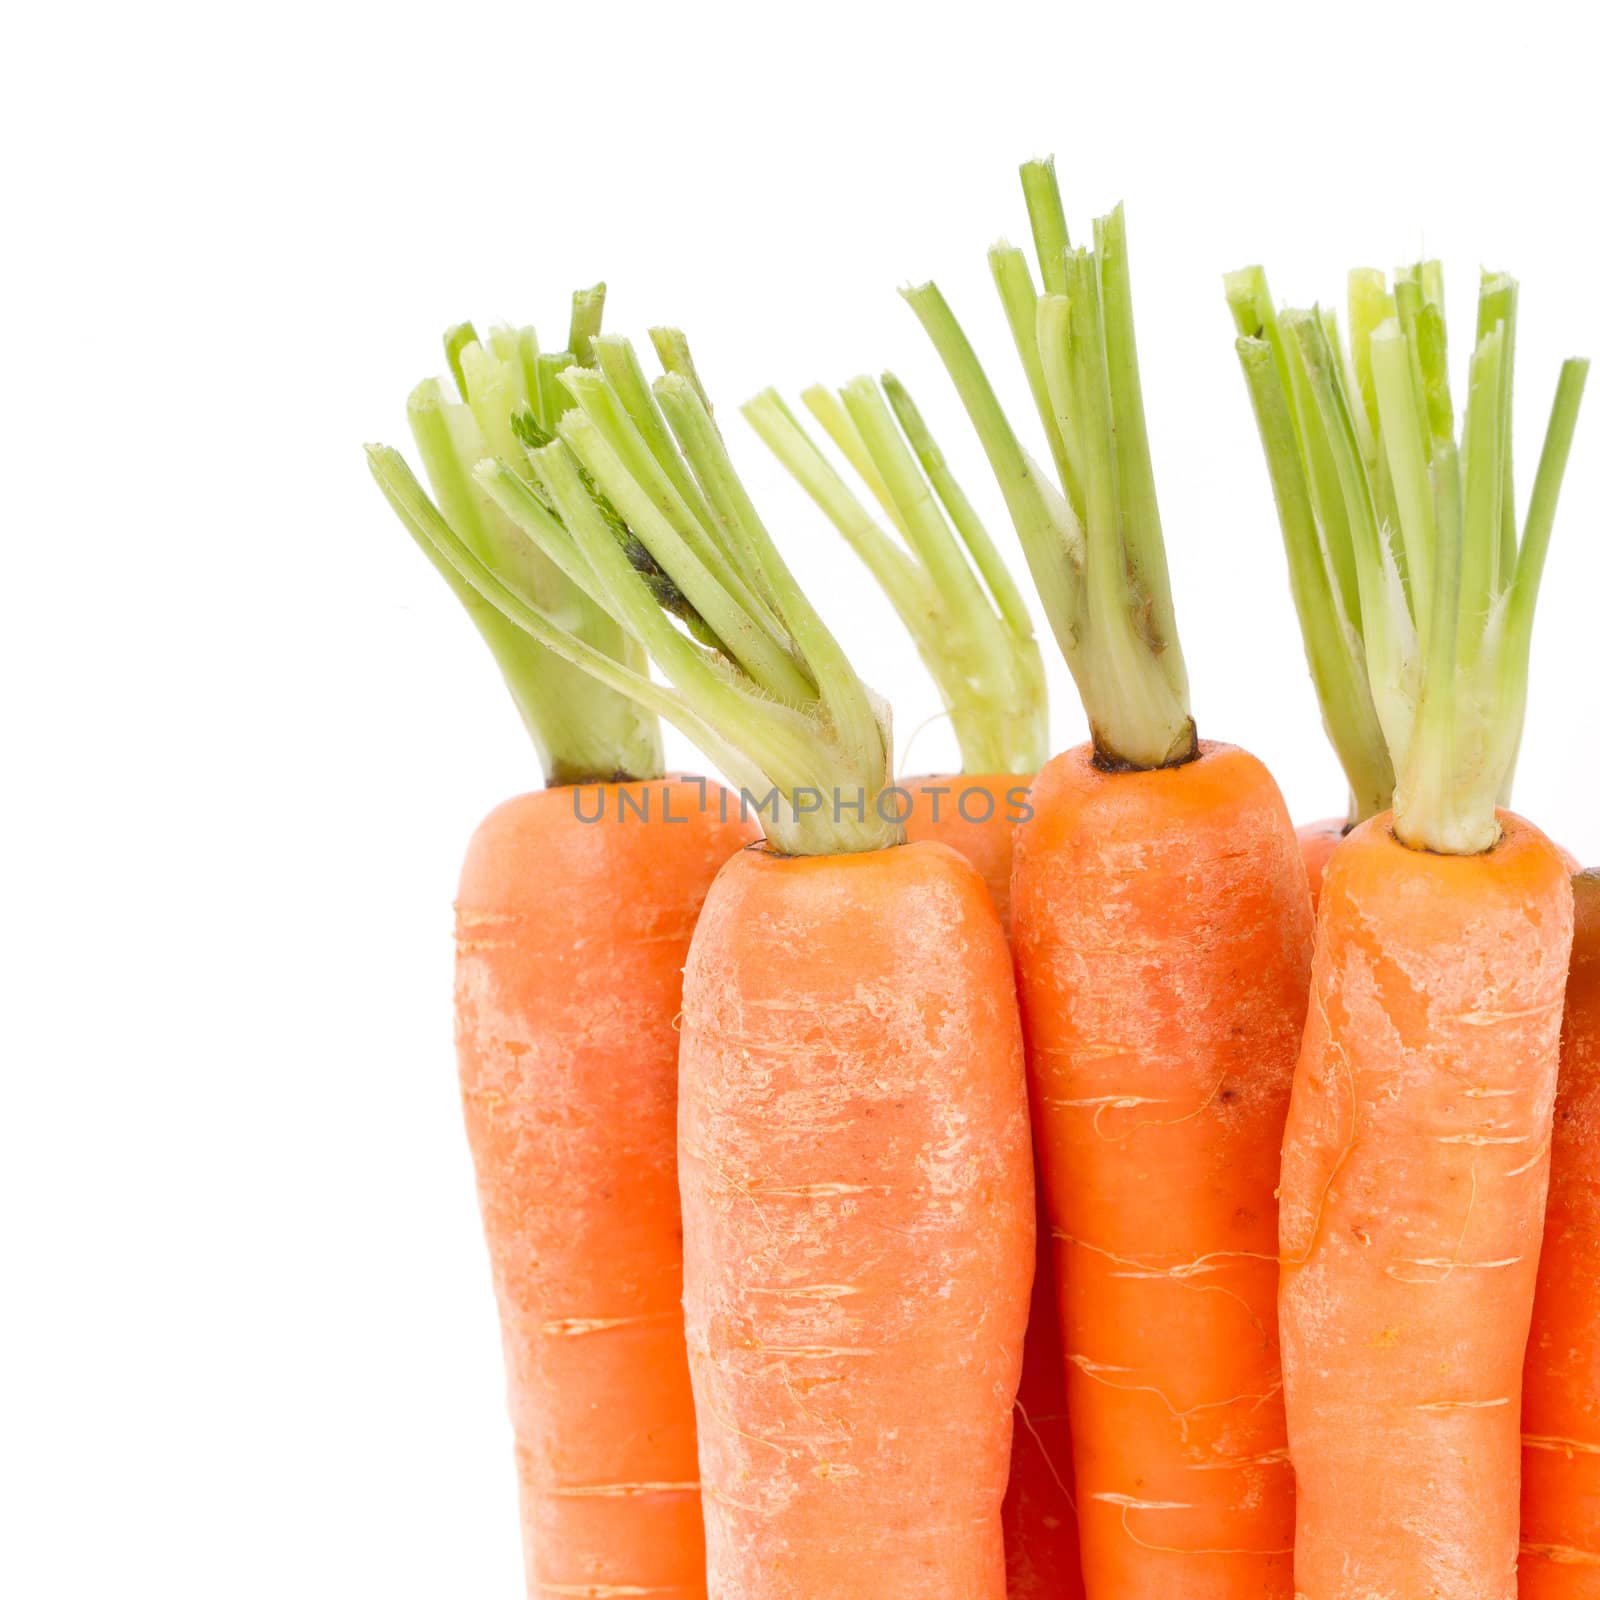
xmin=370 ymin=322 xmax=900 ymax=856
xmin=899 ymin=158 xmax=1194 ymax=771
xmin=1227 ymin=262 xmax=1588 ymax=855
xmin=743 ymin=373 xmax=1048 ymax=775
xmin=368 ymin=288 xmax=664 ymax=785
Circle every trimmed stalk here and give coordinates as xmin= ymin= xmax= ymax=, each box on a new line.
xmin=1231 ymin=334 xmax=1394 ymax=822
xmin=746 ymin=370 xmax=1048 ymax=776
xmin=377 ymin=307 xmax=662 ymax=784
xmin=444 ymin=325 xmax=900 ymax=855
xmin=1226 ymin=256 xmax=1589 ymax=855
xmin=905 ymin=169 xmax=1195 ymax=770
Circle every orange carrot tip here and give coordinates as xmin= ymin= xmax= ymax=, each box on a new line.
xmin=1225 ymin=258 xmax=1589 ymax=855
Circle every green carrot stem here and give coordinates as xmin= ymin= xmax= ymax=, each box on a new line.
xmin=1227 ymin=254 xmax=1588 ymax=855
xmin=906 ymin=173 xmax=1195 ymax=769
xmin=750 ymin=369 xmax=1048 ymax=776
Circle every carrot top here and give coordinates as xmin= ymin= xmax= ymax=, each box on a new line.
xmin=1227 ymin=262 xmax=1588 ymax=855
xmin=368 ymin=287 xmax=664 ymax=785
xmin=744 ymin=373 xmax=1048 ymax=775
xmin=370 ymin=322 xmax=898 ymax=856
xmin=900 ymin=158 xmax=1194 ymax=771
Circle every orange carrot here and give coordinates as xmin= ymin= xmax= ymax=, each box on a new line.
xmin=1230 ymin=253 xmax=1587 ymax=1594
xmin=680 ymin=840 xmax=1034 ymax=1596
xmin=1013 ymin=743 xmax=1310 ymax=1595
xmin=458 ymin=780 xmax=753 ymax=1595
xmin=749 ymin=373 xmax=1079 ymax=1595
xmin=1281 ymin=814 xmax=1571 ymax=1594
xmin=1296 ymin=818 xmax=1345 ymax=913
xmin=908 ymin=164 xmax=1313 ymax=1597
xmin=368 ymin=297 xmax=759 ymax=1595
xmin=1522 ymin=870 xmax=1600 ymax=1593
xmin=902 ymin=774 xmax=1032 ymax=931
xmin=444 ymin=325 xmax=1036 ymax=1597
xmin=902 ymin=777 xmax=1082 ymax=1600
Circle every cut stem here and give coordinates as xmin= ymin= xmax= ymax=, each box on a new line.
xmin=904 ymin=170 xmax=1195 ymax=770
xmin=1226 ymin=256 xmax=1588 ymax=854
xmin=748 ymin=370 xmax=1048 ymax=776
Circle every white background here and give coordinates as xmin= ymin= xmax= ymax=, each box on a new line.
xmin=6 ymin=2 xmax=1597 ymax=1593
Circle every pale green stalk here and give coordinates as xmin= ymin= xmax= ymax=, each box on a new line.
xmin=905 ymin=167 xmax=1194 ymax=769
xmin=465 ymin=328 xmax=898 ymax=854
xmin=374 ymin=310 xmax=661 ymax=783
xmin=1231 ymin=335 xmax=1394 ymax=821
xmin=801 ymin=384 xmax=910 ymax=538
xmin=567 ymin=282 xmax=606 ymax=366
xmin=368 ymin=307 xmax=897 ymax=851
xmin=989 ymin=243 xmax=1083 ymax=506
xmin=1225 ymin=255 xmax=1589 ymax=855
xmin=747 ymin=369 xmax=1048 ymax=776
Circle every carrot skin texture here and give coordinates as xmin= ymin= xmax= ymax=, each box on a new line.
xmin=904 ymin=773 xmax=1084 ymax=1599
xmin=1280 ymin=812 xmax=1573 ymax=1600
xmin=1297 ymin=817 xmax=1345 ymax=915
xmin=1522 ymin=869 xmax=1600 ymax=1595
xmin=679 ymin=840 xmax=1035 ymax=1599
xmin=1012 ymin=741 xmax=1313 ymax=1599
xmin=455 ymin=779 xmax=757 ymax=1598
xmin=1298 ymin=821 xmax=1574 ymax=915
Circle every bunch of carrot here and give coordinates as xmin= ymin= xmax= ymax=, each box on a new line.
xmin=367 ymin=161 xmax=1593 ymax=1600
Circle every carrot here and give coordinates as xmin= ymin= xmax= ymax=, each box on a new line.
xmin=1014 ymin=742 xmax=1311 ymax=1595
xmin=907 ymin=161 xmax=1313 ymax=1596
xmin=1295 ymin=818 xmax=1346 ymax=913
xmin=1522 ymin=869 xmax=1600 ymax=1592
xmin=366 ymin=294 xmax=757 ymax=1596
xmin=456 ymin=779 xmax=752 ymax=1595
xmin=897 ymin=775 xmax=1030 ymax=929
xmin=680 ymin=840 xmax=1033 ymax=1595
xmin=749 ymin=376 xmax=1079 ymax=1593
xmin=1284 ymin=814 xmax=1570 ymax=1594
xmin=421 ymin=322 xmax=1037 ymax=1597
xmin=1230 ymin=253 xmax=1588 ymax=1594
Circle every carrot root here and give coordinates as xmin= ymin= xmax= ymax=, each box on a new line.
xmin=1280 ymin=812 xmax=1572 ymax=1599
xmin=1013 ymin=742 xmax=1312 ymax=1599
xmin=456 ymin=780 xmax=754 ymax=1596
xmin=679 ymin=839 xmax=1034 ymax=1599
